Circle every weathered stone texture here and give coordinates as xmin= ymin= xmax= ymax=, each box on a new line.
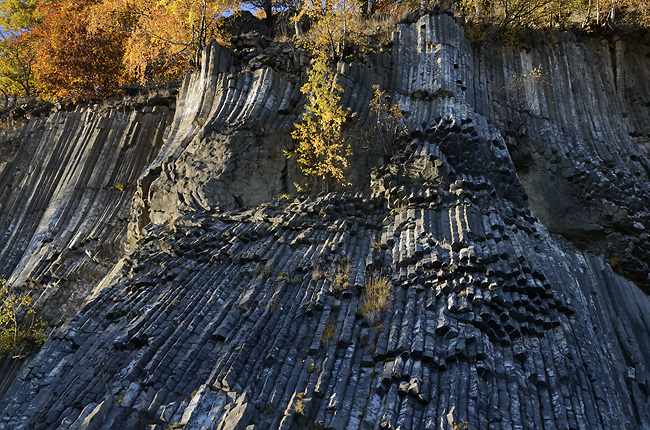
xmin=0 ymin=106 xmax=171 ymax=325
xmin=1 ymin=12 xmax=650 ymax=430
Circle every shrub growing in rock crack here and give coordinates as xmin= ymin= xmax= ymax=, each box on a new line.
xmin=365 ymin=84 xmax=408 ymax=156
xmin=293 ymin=392 xmax=305 ymax=415
xmin=360 ymin=274 xmax=392 ymax=326
xmin=322 ymin=320 xmax=336 ymax=345
xmin=0 ymin=278 xmax=46 ymax=358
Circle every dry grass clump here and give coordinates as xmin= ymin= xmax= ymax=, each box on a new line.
xmin=294 ymin=392 xmax=306 ymax=415
xmin=322 ymin=320 xmax=337 ymax=345
xmin=360 ymin=274 xmax=392 ymax=325
xmin=333 ymin=260 xmax=351 ymax=292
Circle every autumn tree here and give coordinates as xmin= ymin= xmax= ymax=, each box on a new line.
xmin=290 ymin=54 xmax=350 ymax=188
xmin=624 ymin=0 xmax=650 ymax=26
xmin=460 ymin=0 xmax=559 ymax=31
xmin=459 ymin=0 xmax=650 ymax=31
xmin=0 ymin=0 xmax=39 ymax=106
xmin=296 ymin=0 xmax=367 ymax=60
xmin=88 ymin=0 xmax=241 ymax=84
xmin=360 ymin=0 xmax=416 ymax=15
xmin=0 ymin=34 xmax=34 ymax=107
xmin=30 ymin=0 xmax=126 ymax=102
xmin=592 ymin=0 xmax=650 ymax=26
xmin=0 ymin=278 xmax=46 ymax=358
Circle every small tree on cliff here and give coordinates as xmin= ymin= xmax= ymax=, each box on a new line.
xmin=290 ymin=54 xmax=350 ymax=189
xmin=0 ymin=278 xmax=46 ymax=357
xmin=366 ymin=84 xmax=408 ymax=155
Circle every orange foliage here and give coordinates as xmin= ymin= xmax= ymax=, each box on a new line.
xmin=31 ymin=0 xmax=125 ymax=102
xmin=89 ymin=0 xmax=240 ymax=84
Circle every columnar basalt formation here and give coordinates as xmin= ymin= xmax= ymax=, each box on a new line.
xmin=0 ymin=106 xmax=172 ymax=325
xmin=388 ymin=14 xmax=650 ymax=287
xmin=0 ymin=12 xmax=650 ymax=430
xmin=129 ymin=42 xmax=299 ymax=233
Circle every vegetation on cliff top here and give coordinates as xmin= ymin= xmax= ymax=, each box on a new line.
xmin=0 ymin=0 xmax=648 ymax=107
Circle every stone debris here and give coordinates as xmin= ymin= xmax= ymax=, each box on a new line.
xmin=0 ymin=12 xmax=650 ymax=430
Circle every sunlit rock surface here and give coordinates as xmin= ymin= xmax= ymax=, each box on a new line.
xmin=0 ymin=13 xmax=649 ymax=430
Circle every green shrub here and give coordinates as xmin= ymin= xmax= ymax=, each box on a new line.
xmin=0 ymin=278 xmax=46 ymax=357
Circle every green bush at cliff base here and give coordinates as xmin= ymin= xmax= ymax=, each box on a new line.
xmin=0 ymin=277 xmax=46 ymax=357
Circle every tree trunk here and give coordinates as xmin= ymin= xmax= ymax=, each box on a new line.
xmin=264 ymin=1 xmax=274 ymax=25
xmin=194 ymin=0 xmax=207 ymax=69
xmin=583 ymin=0 xmax=592 ymax=27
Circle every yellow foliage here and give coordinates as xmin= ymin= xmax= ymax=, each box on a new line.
xmin=616 ymin=0 xmax=650 ymax=26
xmin=89 ymin=0 xmax=240 ymax=83
xmin=368 ymin=0 xmax=416 ymax=15
xmin=290 ymin=54 xmax=350 ymax=186
xmin=0 ymin=0 xmax=39 ymax=102
xmin=0 ymin=278 xmax=46 ymax=357
xmin=461 ymin=0 xmax=558 ymax=30
xmin=296 ymin=0 xmax=366 ymax=60
xmin=367 ymin=84 xmax=407 ymax=155
xmin=461 ymin=0 xmax=650 ymax=38
xmin=504 ymin=65 xmax=548 ymax=111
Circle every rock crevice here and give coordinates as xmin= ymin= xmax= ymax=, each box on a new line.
xmin=0 ymin=13 xmax=649 ymax=430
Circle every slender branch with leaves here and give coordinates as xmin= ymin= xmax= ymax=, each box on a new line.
xmin=366 ymin=84 xmax=408 ymax=155
xmin=290 ymin=53 xmax=350 ymax=189
xmin=0 ymin=278 xmax=46 ymax=358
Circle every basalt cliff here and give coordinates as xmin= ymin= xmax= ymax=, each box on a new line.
xmin=1 ymin=12 xmax=650 ymax=430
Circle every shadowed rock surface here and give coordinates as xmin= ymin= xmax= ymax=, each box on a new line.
xmin=0 ymin=13 xmax=649 ymax=430
xmin=0 ymin=106 xmax=172 ymax=325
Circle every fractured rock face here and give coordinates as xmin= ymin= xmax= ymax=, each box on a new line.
xmin=148 ymin=127 xmax=291 ymax=218
xmin=1 ymin=12 xmax=650 ymax=430
xmin=2 ymin=98 xmax=650 ymax=430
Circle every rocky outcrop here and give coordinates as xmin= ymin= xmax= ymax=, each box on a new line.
xmin=388 ymin=14 xmax=650 ymax=287
xmin=1 ymin=12 xmax=650 ymax=430
xmin=0 ymin=102 xmax=173 ymax=396
xmin=128 ymin=40 xmax=298 ymax=235
xmin=0 ymin=105 xmax=171 ymax=327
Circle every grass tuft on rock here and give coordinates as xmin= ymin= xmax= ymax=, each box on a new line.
xmin=360 ymin=274 xmax=392 ymax=326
